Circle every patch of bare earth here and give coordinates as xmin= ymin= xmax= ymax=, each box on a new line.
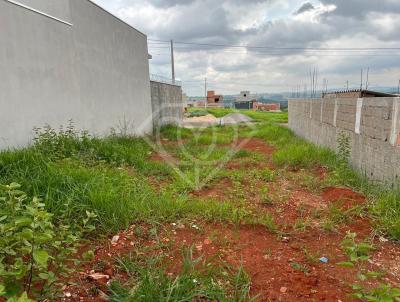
xmin=322 ymin=187 xmax=366 ymax=210
xmin=190 ymin=177 xmax=233 ymax=200
xmin=60 ymin=136 xmax=400 ymax=302
xmin=226 ymin=138 xmax=275 ymax=170
xmin=61 ymin=216 xmax=400 ymax=302
xmin=150 ymin=150 xmax=179 ymax=165
xmin=235 ymin=138 xmax=275 ymax=155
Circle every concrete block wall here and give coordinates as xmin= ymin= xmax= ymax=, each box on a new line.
xmin=150 ymin=81 xmax=183 ymax=130
xmin=289 ymin=98 xmax=400 ymax=184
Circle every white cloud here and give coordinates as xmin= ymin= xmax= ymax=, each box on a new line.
xmin=93 ymin=0 xmax=400 ymax=96
xmin=293 ymin=3 xmax=336 ymax=23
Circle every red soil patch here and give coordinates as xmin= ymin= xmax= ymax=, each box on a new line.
xmin=235 ymin=138 xmax=275 ymax=156
xmin=225 ymin=138 xmax=275 ymax=170
xmin=322 ymin=187 xmax=365 ymax=210
xmin=160 ymin=138 xmax=186 ymax=146
xmin=148 ymin=175 xmax=171 ymax=192
xmin=290 ymin=189 xmax=325 ymax=209
xmin=226 ymin=159 xmax=268 ymax=170
xmin=60 ymin=217 xmax=400 ymax=302
xmin=160 ymin=222 xmax=398 ymax=302
xmin=190 ymin=178 xmax=232 ymax=200
xmin=60 ymin=225 xmax=149 ymax=301
xmin=150 ymin=151 xmax=179 ymax=165
xmin=314 ymin=166 xmax=329 ymax=180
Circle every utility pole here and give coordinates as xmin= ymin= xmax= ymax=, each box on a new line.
xmin=204 ymin=77 xmax=207 ymax=109
xmin=397 ymin=79 xmax=400 ymax=94
xmin=360 ymin=69 xmax=363 ymax=91
xmin=170 ymin=40 xmax=175 ymax=84
xmin=365 ymin=67 xmax=370 ymax=90
xmin=346 ymin=80 xmax=349 ymax=90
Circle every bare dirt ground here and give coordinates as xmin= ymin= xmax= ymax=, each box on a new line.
xmin=181 ymin=113 xmax=254 ymax=128
xmin=181 ymin=114 xmax=220 ymax=128
xmin=62 ymin=137 xmax=400 ymax=302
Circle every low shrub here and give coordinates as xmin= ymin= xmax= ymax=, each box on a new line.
xmin=0 ymin=183 xmax=96 ymax=300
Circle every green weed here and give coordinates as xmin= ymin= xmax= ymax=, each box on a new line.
xmin=351 ymin=283 xmax=400 ymax=301
xmin=0 ymin=183 xmax=95 ymax=300
xmin=340 ymin=231 xmax=374 ymax=263
xmin=371 ymin=190 xmax=400 ymax=240
xmin=109 ymin=247 xmax=255 ymax=302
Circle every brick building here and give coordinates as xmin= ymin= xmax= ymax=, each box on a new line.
xmin=257 ymin=103 xmax=281 ymax=111
xmin=207 ymin=91 xmax=224 ymax=104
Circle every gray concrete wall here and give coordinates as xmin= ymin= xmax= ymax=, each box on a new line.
xmin=289 ymin=98 xmax=400 ymax=184
xmin=150 ymin=81 xmax=183 ymax=129
xmin=0 ymin=0 xmax=152 ymax=149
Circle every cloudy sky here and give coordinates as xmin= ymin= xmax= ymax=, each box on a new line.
xmin=93 ymin=0 xmax=400 ymax=96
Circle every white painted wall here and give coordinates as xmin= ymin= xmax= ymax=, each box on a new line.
xmin=0 ymin=0 xmax=152 ymax=149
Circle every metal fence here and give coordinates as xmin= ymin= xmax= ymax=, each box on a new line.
xmin=150 ymin=74 xmax=182 ymax=86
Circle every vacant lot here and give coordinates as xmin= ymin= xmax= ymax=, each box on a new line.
xmin=0 ymin=110 xmax=399 ymax=301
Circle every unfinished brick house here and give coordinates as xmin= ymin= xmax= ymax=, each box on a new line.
xmin=207 ymin=91 xmax=224 ymax=104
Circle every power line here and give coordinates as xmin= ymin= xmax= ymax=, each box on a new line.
xmin=149 ymin=52 xmax=400 ymax=57
xmin=148 ymin=46 xmax=400 ymax=57
xmin=148 ymin=46 xmax=400 ymax=54
xmin=148 ymin=38 xmax=400 ymax=51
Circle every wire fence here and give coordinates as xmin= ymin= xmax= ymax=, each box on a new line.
xmin=150 ymin=74 xmax=182 ymax=86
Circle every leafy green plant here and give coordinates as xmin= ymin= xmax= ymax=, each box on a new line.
xmin=261 ymin=168 xmax=275 ymax=182
xmin=337 ymin=131 xmax=351 ymax=163
xmin=351 ymin=283 xmax=400 ymax=301
xmin=33 ymin=120 xmax=87 ymax=160
xmin=0 ymin=183 xmax=95 ymax=300
xmin=260 ymin=188 xmax=273 ymax=205
xmin=337 ymin=232 xmax=400 ymax=301
xmin=340 ymin=231 xmax=374 ymax=263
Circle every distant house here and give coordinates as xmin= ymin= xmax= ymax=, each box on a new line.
xmin=207 ymin=91 xmax=224 ymax=104
xmin=257 ymin=103 xmax=281 ymax=112
xmin=322 ymin=89 xmax=397 ymax=99
xmin=202 ymin=91 xmax=224 ymax=108
xmin=234 ymin=91 xmax=258 ymax=110
xmin=236 ymin=91 xmax=257 ymax=102
xmin=235 ymin=100 xmax=257 ymax=110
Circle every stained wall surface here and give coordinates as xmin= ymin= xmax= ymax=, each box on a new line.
xmin=150 ymin=81 xmax=183 ymax=129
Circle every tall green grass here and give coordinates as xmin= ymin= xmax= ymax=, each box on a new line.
xmin=0 ymin=125 xmax=265 ymax=233
xmin=371 ymin=191 xmax=400 ymax=239
xmin=1 ymin=115 xmax=399 ymax=240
